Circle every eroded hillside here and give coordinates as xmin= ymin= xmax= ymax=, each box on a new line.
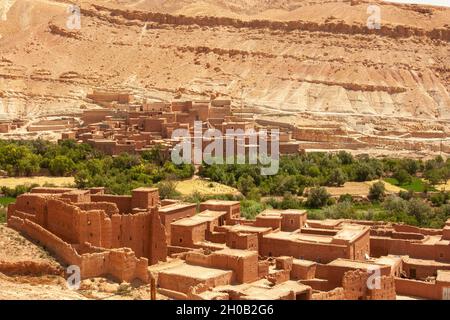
xmin=0 ymin=0 xmax=448 ymax=124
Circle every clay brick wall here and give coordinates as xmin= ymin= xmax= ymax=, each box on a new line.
xmin=290 ymin=261 xmax=317 ymax=280
xmin=158 ymin=269 xmax=232 ymax=294
xmin=350 ymin=230 xmax=370 ymax=260
xmin=226 ymin=232 xmax=258 ymax=251
xmin=171 ymin=223 xmax=208 ymax=248
xmin=281 ymin=213 xmax=306 ymax=232
xmin=148 ymin=209 xmax=168 ymax=264
xmin=402 ymin=260 xmax=450 ymax=280
xmin=315 ymin=262 xmax=391 ymax=290
xmin=8 ymin=216 xmax=148 ymax=283
xmin=395 ymin=278 xmax=442 ymax=300
xmin=342 ymin=270 xmax=396 ymax=300
xmin=311 ymin=288 xmax=345 ymax=300
xmin=131 ymin=188 xmax=159 ymax=209
xmin=185 ymin=252 xmax=213 ymax=268
xmin=8 ymin=194 xmax=52 ymax=226
xmin=91 ymin=195 xmax=132 ymax=214
xmin=258 ymin=261 xmax=270 ymax=279
xmin=371 ymin=237 xmax=450 ymax=262
xmin=255 ymin=217 xmax=281 ymax=230
xmin=199 ymin=202 xmax=240 ymax=222
xmin=210 ymin=250 xmax=259 ymax=284
xmin=46 ymin=199 xmax=83 ymax=244
xmin=158 ymin=205 xmax=197 ymax=241
xmin=8 ymin=216 xmax=81 ymax=266
xmin=260 ymin=236 xmax=352 ymax=263
xmin=74 ymin=202 xmax=119 ymax=216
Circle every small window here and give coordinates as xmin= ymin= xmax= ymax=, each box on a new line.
xmin=179 ymin=238 xmax=183 ymax=243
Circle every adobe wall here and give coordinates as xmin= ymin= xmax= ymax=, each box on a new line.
xmin=158 ymin=205 xmax=197 ymax=241
xmin=226 ymin=232 xmax=258 ymax=251
xmin=392 ymin=224 xmax=442 ymax=236
xmin=259 ymin=236 xmax=352 ymax=263
xmin=131 ymin=188 xmax=160 ymax=209
xmin=158 ymin=269 xmax=233 ymax=294
xmin=74 ymin=202 xmax=119 ymax=216
xmin=171 ymin=223 xmax=208 ymax=248
xmin=350 ymin=229 xmax=371 ymax=261
xmin=148 ymin=208 xmax=168 ymax=264
xmin=395 ymin=278 xmax=443 ymax=300
xmin=8 ymin=216 xmax=149 ymax=283
xmin=199 ymin=203 xmax=240 ymax=222
xmin=315 ymin=262 xmax=391 ymax=290
xmin=371 ymin=237 xmax=450 ymax=262
xmin=209 ymin=250 xmax=259 ymax=284
xmin=311 ymin=288 xmax=345 ymax=300
xmin=255 ymin=217 xmax=281 ymax=230
xmin=402 ymin=260 xmax=450 ymax=280
xmin=342 ymin=270 xmax=396 ymax=300
xmin=91 ymin=194 xmax=132 ymax=214
xmin=281 ymin=213 xmax=306 ymax=232
xmin=290 ymin=261 xmax=317 ymax=280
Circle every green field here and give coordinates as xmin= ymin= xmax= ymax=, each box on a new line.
xmin=384 ymin=177 xmax=435 ymax=192
xmin=0 ymin=197 xmax=16 ymax=206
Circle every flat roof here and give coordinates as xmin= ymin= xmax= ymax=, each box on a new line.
xmin=264 ymin=231 xmax=333 ymax=244
xmin=214 ymin=248 xmax=258 ymax=258
xmin=201 ymin=199 xmax=240 ymax=206
xmin=226 ymin=224 xmax=272 ymax=234
xmin=158 ymin=202 xmax=196 ymax=213
xmin=292 ymin=259 xmax=317 ymax=267
xmin=159 ymin=263 xmax=232 ymax=280
xmin=327 ymin=258 xmax=382 ymax=270
xmin=333 ymin=225 xmax=368 ymax=242
xmin=437 ymin=270 xmax=450 ymax=283
xmin=171 ymin=210 xmax=226 ymax=227
xmin=402 ymin=257 xmax=450 ymax=267
xmin=132 ymin=187 xmax=158 ymax=192
xmin=214 ymin=279 xmax=310 ymax=300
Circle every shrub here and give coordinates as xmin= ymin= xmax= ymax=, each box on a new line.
xmin=322 ymin=201 xmax=356 ymax=219
xmin=368 ymin=182 xmax=385 ymax=202
xmin=393 ymin=169 xmax=412 ymax=185
xmin=306 ymin=187 xmax=331 ymax=208
xmin=338 ymin=194 xmax=353 ymax=203
xmin=157 ymin=180 xmax=181 ymax=199
xmin=240 ymin=200 xmax=267 ymax=220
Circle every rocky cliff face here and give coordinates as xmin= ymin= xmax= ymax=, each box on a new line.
xmin=0 ymin=0 xmax=448 ymax=121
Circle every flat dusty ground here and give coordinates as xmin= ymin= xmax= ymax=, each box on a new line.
xmin=436 ymin=179 xmax=450 ymax=191
xmin=323 ymin=180 xmax=404 ymax=197
xmin=0 ymin=176 xmax=75 ymax=188
xmin=175 ymin=177 xmax=240 ymax=196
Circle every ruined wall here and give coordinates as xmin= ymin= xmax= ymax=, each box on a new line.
xmin=91 ymin=194 xmax=132 ymax=214
xmin=74 ymin=202 xmax=119 ymax=217
xmin=8 ymin=216 xmax=148 ymax=283
xmin=342 ymin=270 xmax=396 ymax=300
xmin=311 ymin=288 xmax=345 ymax=300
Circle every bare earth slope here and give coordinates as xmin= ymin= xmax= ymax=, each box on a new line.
xmin=0 ymin=0 xmax=448 ymax=123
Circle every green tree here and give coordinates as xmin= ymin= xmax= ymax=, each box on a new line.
xmin=49 ymin=155 xmax=75 ymax=176
xmin=306 ymin=187 xmax=331 ymax=208
xmin=368 ymin=181 xmax=385 ymax=202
